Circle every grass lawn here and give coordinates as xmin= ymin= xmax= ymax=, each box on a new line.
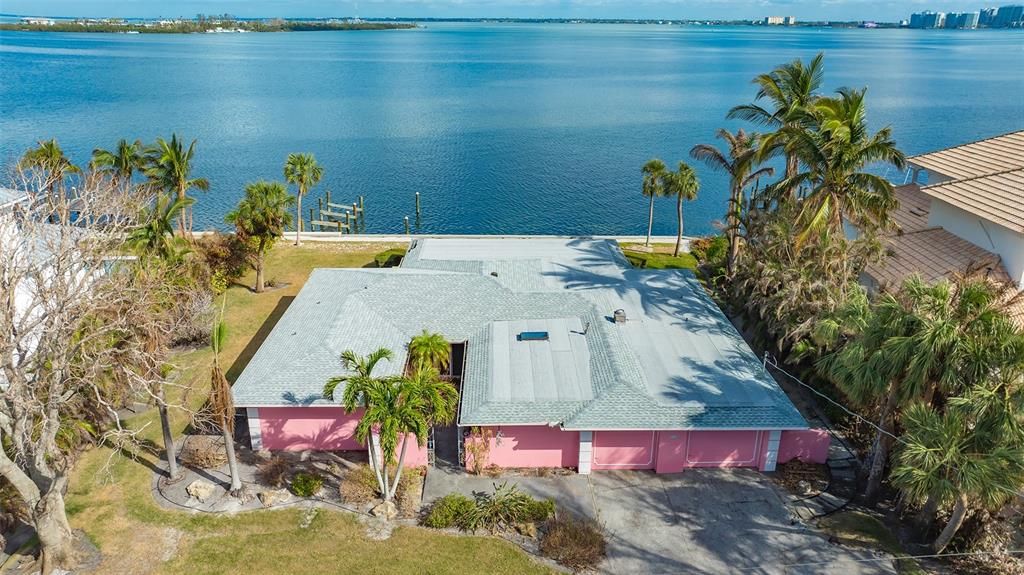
xmin=619 ymin=243 xmax=698 ymax=270
xmin=817 ymin=511 xmax=925 ymax=575
xmin=65 ymin=241 xmax=553 ymax=575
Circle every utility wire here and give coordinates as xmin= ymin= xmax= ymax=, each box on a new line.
xmin=736 ymin=548 xmax=1024 ymax=571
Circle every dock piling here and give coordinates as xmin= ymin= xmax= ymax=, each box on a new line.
xmin=404 ymin=216 xmax=410 ymax=235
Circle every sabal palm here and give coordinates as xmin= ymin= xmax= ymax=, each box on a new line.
xmin=408 ymin=330 xmax=451 ymax=372
xmin=92 ymin=139 xmax=145 ymax=186
xmin=690 ymin=129 xmax=774 ymax=276
xmin=283 ymin=152 xmax=323 ymax=246
xmin=144 ymin=134 xmax=209 ymax=236
xmin=225 ymin=181 xmax=294 ymax=293
xmin=640 ymin=158 xmax=668 ymax=247
xmin=778 ymin=88 xmax=905 ymax=249
xmin=728 ymin=52 xmax=824 ymax=188
xmin=819 ymin=273 xmax=1022 ymax=502
xmin=661 ymin=161 xmax=699 ymax=257
xmin=210 ymin=308 xmax=242 ymax=493
xmin=126 ymin=193 xmax=194 ymax=264
xmin=19 ymin=138 xmax=81 ymax=196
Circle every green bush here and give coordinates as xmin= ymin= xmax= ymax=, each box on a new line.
xmin=525 ymin=498 xmax=556 ymax=522
xmin=540 ymin=515 xmax=607 ymax=571
xmin=690 ymin=235 xmax=728 ymax=267
xmin=422 ymin=493 xmax=476 ymax=529
xmin=290 ymin=472 xmax=324 ymax=497
xmin=373 ymin=248 xmax=407 ymax=268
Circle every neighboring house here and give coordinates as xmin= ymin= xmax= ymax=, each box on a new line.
xmin=862 ymin=130 xmax=1024 ymax=322
xmin=232 ymin=238 xmax=829 ymax=475
xmin=0 ymin=188 xmax=29 ymax=212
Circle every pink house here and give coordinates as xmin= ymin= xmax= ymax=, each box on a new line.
xmin=232 ymin=238 xmax=828 ymax=474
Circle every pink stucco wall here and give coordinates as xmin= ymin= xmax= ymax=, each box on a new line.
xmin=778 ymin=429 xmax=830 ymax=465
xmin=257 ymin=407 xmax=427 ymax=467
xmin=465 ymin=426 xmax=579 ymax=470
xmin=592 ymin=431 xmax=656 ymax=469
xmin=654 ymin=430 xmax=765 ymax=473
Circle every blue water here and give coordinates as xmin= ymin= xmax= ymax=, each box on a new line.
xmin=2 ymin=24 xmax=1022 ymax=235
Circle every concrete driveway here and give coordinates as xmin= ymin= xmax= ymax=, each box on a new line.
xmin=424 ymin=467 xmax=897 ymax=575
xmin=591 ymin=469 xmax=896 ymax=575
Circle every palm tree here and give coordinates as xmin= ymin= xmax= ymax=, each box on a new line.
xmin=690 ymin=129 xmax=774 ymax=276
xmin=225 ymin=181 xmax=294 ymax=293
xmin=19 ymin=138 xmax=81 ymax=197
xmin=661 ymin=161 xmax=699 ymax=257
xmin=777 ymin=88 xmax=905 ymax=249
xmin=126 ymin=193 xmax=194 ymax=264
xmin=144 ymin=134 xmax=209 ymax=236
xmin=728 ymin=52 xmax=824 ymax=193
xmin=210 ymin=301 xmax=242 ymax=494
xmin=640 ymin=159 xmax=668 ymax=247
xmin=408 ymin=330 xmax=451 ymax=373
xmin=283 ymin=153 xmax=323 ymax=246
xmin=819 ymin=273 xmax=1022 ymax=502
xmin=891 ymin=400 xmax=1024 ymax=553
xmin=92 ymin=139 xmax=145 ymax=187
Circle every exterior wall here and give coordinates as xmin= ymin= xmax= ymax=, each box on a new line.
xmin=928 ymin=199 xmax=1024 ymax=285
xmin=777 ymin=429 xmax=831 ymax=465
xmin=591 ymin=431 xmax=656 ymax=470
xmin=466 ymin=426 xmax=579 ymax=470
xmin=255 ymin=406 xmax=427 ymax=466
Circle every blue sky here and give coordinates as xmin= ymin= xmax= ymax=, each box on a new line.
xmin=1 ymin=1 xmax=995 ymax=22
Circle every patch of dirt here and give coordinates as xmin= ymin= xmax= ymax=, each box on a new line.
xmin=772 ymin=461 xmax=829 ymax=496
xmin=283 ymin=241 xmax=406 ymax=254
xmin=479 ymin=467 xmax=576 ymax=478
xmin=158 ymin=527 xmax=184 ymax=563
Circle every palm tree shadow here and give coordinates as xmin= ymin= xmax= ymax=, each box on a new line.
xmin=226 ymin=295 xmax=294 ymax=383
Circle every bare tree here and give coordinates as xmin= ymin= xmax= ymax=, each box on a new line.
xmin=0 ymin=170 xmax=191 ymax=572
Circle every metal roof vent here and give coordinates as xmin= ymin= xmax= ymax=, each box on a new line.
xmin=517 ymin=331 xmax=549 ymax=342
xmin=613 ymin=309 xmax=627 ymax=323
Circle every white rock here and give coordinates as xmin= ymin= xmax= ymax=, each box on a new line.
xmin=186 ymin=480 xmax=217 ymax=503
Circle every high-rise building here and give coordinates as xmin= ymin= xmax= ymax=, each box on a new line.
xmin=910 ymin=11 xmax=946 ymax=28
xmin=958 ymin=12 xmax=980 ymax=28
xmin=783 ymin=16 xmax=797 ymax=25
xmin=993 ymin=4 xmax=1024 ymax=27
xmin=764 ymin=16 xmax=784 ymax=25
xmin=944 ymin=13 xmax=962 ymax=28
xmin=979 ymin=7 xmax=998 ymax=25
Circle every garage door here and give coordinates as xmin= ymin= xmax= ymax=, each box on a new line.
xmin=684 ymin=431 xmax=760 ymax=468
xmin=592 ymin=431 xmax=656 ymax=469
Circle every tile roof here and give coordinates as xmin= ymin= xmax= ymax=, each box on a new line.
xmin=910 ymin=130 xmax=1024 ymax=181
xmin=919 ymin=169 xmax=1024 ymax=233
xmin=891 ymin=184 xmax=933 ymax=234
xmin=864 ymin=227 xmax=1010 ymax=287
xmin=233 ymin=238 xmax=807 ymax=431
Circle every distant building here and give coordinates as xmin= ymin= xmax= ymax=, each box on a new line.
xmin=764 ymin=16 xmax=785 ymax=25
xmin=993 ymin=4 xmax=1024 ymax=27
xmin=910 ymin=11 xmax=945 ymax=28
xmin=783 ymin=16 xmax=797 ymax=25
xmin=979 ymin=7 xmax=998 ymax=25
xmin=20 ymin=17 xmax=55 ymax=26
xmin=860 ymin=21 xmax=879 ymax=28
xmin=957 ymin=12 xmax=980 ymax=28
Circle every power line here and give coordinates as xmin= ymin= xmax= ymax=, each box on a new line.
xmin=736 ymin=548 xmax=1024 ymax=571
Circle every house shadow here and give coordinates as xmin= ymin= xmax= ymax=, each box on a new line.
xmin=226 ymin=295 xmax=294 ymax=383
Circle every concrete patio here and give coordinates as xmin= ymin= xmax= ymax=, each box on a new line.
xmin=423 ymin=468 xmax=897 ymax=575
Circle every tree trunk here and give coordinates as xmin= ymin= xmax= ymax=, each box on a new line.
xmin=674 ymin=194 xmax=683 ymax=257
xmin=916 ymin=494 xmax=940 ymax=534
xmin=368 ymin=432 xmax=387 ymax=498
xmin=864 ymin=386 xmax=899 ymax=502
xmin=223 ymin=425 xmax=242 ymax=494
xmin=158 ymin=388 xmax=179 ymax=480
xmin=645 ymin=195 xmax=654 ymax=247
xmin=295 ymin=194 xmax=303 ymax=246
xmin=34 ymin=488 xmax=75 ymax=575
xmin=932 ymin=493 xmax=968 ymax=554
xmin=387 ymin=436 xmax=410 ymax=501
xmin=785 ymin=153 xmax=798 ymax=201
xmin=255 ymin=256 xmax=265 ymax=293
xmin=726 ymin=184 xmax=740 ymax=276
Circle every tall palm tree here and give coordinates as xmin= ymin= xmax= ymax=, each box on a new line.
xmin=19 ymin=138 xmax=81 ymax=197
xmin=661 ymin=161 xmax=699 ymax=258
xmin=126 ymin=193 xmax=194 ymax=264
xmin=283 ymin=153 xmax=323 ymax=246
xmin=210 ymin=301 xmax=242 ymax=494
xmin=144 ymin=134 xmax=209 ymax=236
xmin=819 ymin=274 xmax=1022 ymax=502
xmin=728 ymin=52 xmax=824 ymax=194
xmin=91 ymin=139 xmax=145 ymax=187
xmin=640 ymin=159 xmax=668 ymax=247
xmin=690 ymin=129 xmax=774 ymax=276
xmin=224 ymin=181 xmax=294 ymax=293
xmin=778 ymin=88 xmax=905 ymax=249
xmin=408 ymin=330 xmax=451 ymax=373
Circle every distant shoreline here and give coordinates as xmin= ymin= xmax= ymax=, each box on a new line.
xmin=0 ymin=21 xmax=417 ymax=34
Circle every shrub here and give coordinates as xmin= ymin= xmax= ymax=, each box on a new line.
xmin=467 ymin=482 xmax=542 ymax=532
xmin=690 ymin=235 xmax=728 ymax=267
xmin=422 ymin=493 xmax=476 ymax=529
xmin=340 ymin=465 xmax=380 ymax=504
xmin=290 ymin=472 xmax=324 ymax=497
xmin=525 ymin=498 xmax=556 ymax=522
xmin=373 ymin=248 xmax=407 ymax=268
xmin=256 ymin=456 xmax=291 ymax=488
xmin=465 ymin=427 xmax=494 ymax=475
xmin=196 ymin=232 xmax=249 ymax=290
xmin=540 ymin=515 xmax=607 ymax=572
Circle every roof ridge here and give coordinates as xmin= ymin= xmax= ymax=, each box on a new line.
xmin=909 ymin=130 xmax=1024 ymax=162
xmin=921 ymin=166 xmax=1024 ymax=189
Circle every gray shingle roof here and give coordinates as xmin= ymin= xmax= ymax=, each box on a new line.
xmin=232 ymin=238 xmax=807 ymax=431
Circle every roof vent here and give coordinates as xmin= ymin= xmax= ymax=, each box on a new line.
xmin=613 ymin=309 xmax=627 ymax=323
xmin=517 ymin=331 xmax=549 ymax=342
xmin=490 ymin=271 xmax=499 ymax=277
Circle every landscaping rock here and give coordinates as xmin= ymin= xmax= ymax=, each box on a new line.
xmin=186 ymin=480 xmax=217 ymax=502
xmin=515 ymin=522 xmax=538 ymax=538
xmin=370 ymin=500 xmax=398 ymax=520
xmin=257 ymin=488 xmax=291 ymax=508
xmin=237 ymin=484 xmax=258 ymax=504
